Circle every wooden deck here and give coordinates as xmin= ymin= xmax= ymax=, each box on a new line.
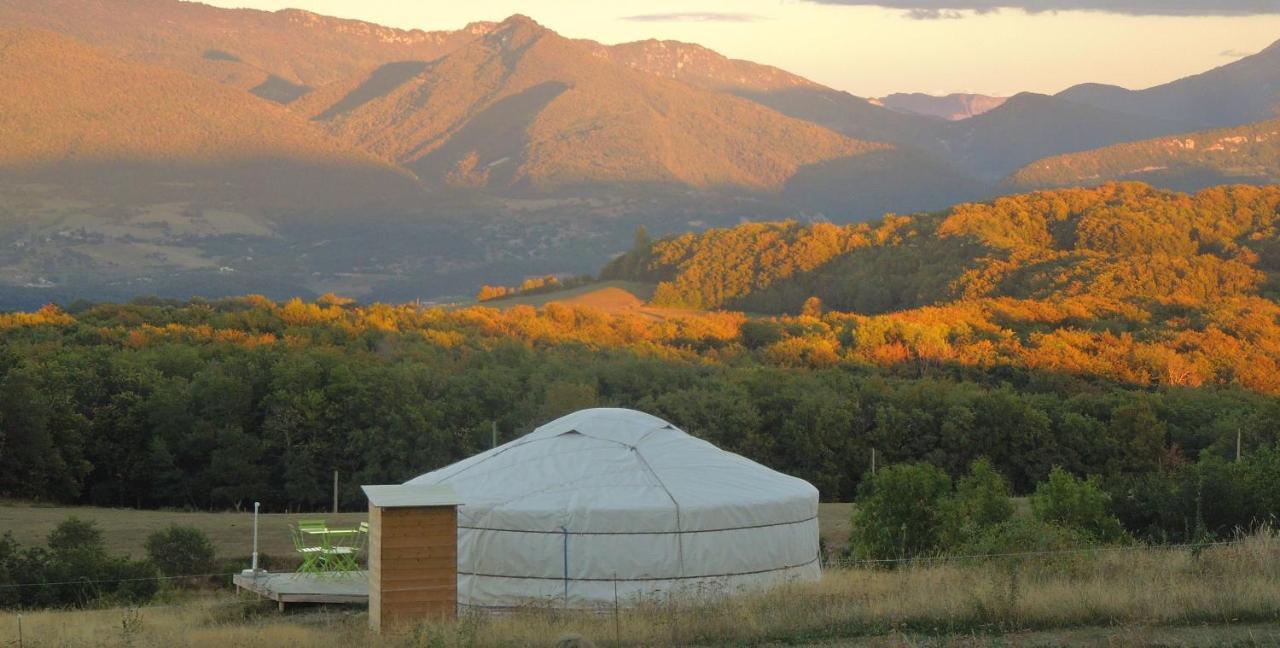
xmin=233 ymin=570 xmax=369 ymax=611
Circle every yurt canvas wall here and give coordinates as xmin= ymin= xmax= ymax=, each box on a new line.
xmin=407 ymin=408 xmax=820 ymax=608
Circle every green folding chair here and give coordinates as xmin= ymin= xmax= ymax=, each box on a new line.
xmin=322 ymin=521 xmax=370 ymax=573
xmin=290 ymin=525 xmax=325 ymax=574
xmin=297 ymin=519 xmax=327 ymax=534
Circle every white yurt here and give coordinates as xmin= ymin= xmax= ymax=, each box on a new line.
xmin=406 ymin=408 xmax=820 ymax=609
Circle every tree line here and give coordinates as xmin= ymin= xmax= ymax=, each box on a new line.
xmin=2 ymin=295 xmax=1277 ymax=511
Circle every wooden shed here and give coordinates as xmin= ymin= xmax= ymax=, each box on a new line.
xmin=361 ymin=484 xmax=461 ymax=632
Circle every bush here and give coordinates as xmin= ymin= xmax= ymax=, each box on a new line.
xmin=1106 ymin=446 xmax=1280 ymax=543
xmin=850 ymin=462 xmax=954 ymax=560
xmin=46 ymin=517 xmax=103 ymax=556
xmin=0 ymin=518 xmax=160 ymax=609
xmin=958 ymin=517 xmax=1091 ymax=558
xmin=740 ymin=320 xmax=784 ymax=349
xmin=145 ymin=525 xmax=216 ymax=578
xmin=1031 ymin=468 xmax=1126 ymax=543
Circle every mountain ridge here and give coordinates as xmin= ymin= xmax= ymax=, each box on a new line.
xmin=302 ymin=15 xmax=883 ymax=193
xmin=1057 ymin=38 xmax=1280 ymax=128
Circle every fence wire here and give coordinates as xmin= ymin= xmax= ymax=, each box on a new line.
xmin=0 ymin=537 xmax=1256 ymax=592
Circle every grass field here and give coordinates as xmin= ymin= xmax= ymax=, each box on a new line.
xmin=0 ymin=502 xmax=367 ymax=561
xmin=1 ymin=530 xmax=1277 ymax=646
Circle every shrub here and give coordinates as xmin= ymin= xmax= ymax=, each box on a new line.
xmin=1106 ymin=446 xmax=1280 ymax=543
xmin=0 ymin=518 xmax=160 ymax=609
xmin=46 ymin=517 xmax=104 ymax=556
xmin=850 ymin=462 xmax=954 ymax=560
xmin=959 ymin=517 xmax=1091 ymax=558
xmin=940 ymin=458 xmax=1015 ymax=548
xmin=1031 ymin=468 xmax=1126 ymax=543
xmin=740 ymin=320 xmax=784 ymax=349
xmin=145 ymin=525 xmax=216 ymax=578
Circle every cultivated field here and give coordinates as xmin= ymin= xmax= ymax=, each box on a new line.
xmin=1 ymin=531 xmax=1277 ymax=646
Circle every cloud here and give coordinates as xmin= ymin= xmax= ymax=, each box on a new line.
xmin=1219 ymin=48 xmax=1257 ymax=57
xmin=620 ymin=12 xmax=767 ymax=23
xmin=906 ymin=8 xmax=966 ymax=18
xmin=805 ymin=1 xmax=1280 ymax=17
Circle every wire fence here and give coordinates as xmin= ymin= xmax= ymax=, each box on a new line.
xmin=0 ymin=537 xmax=1254 ymax=592
xmin=0 ymin=572 xmax=239 ymax=591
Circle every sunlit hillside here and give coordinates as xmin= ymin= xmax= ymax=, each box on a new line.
xmin=1009 ymin=119 xmax=1280 ymax=191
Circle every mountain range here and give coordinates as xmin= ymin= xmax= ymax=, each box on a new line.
xmin=0 ymin=0 xmax=1278 ymax=306
xmin=876 ymin=93 xmax=1008 ymax=121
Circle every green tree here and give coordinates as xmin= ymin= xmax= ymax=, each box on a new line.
xmin=1031 ymin=467 xmax=1126 ymax=543
xmin=850 ymin=462 xmax=954 ymax=560
xmin=940 ymin=458 xmax=1015 ymax=548
xmin=145 ymin=525 xmax=215 ymax=577
xmin=47 ymin=517 xmax=104 ymax=557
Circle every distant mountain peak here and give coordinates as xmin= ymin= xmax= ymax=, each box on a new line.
xmin=482 ymin=13 xmax=552 ymax=50
xmin=599 ymin=37 xmax=819 ymax=94
xmin=878 ymin=92 xmax=1007 ymax=121
xmin=498 ymin=13 xmax=541 ymax=27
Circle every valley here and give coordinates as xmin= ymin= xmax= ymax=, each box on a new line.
xmin=0 ymin=0 xmax=1277 ymax=306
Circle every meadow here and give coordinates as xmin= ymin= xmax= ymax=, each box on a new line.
xmin=0 ymin=528 xmax=1276 ymax=647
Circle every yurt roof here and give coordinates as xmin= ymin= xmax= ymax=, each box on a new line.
xmin=407 ymin=408 xmax=817 ymax=535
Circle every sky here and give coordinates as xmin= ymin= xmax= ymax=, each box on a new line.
xmin=199 ymin=0 xmax=1280 ymax=97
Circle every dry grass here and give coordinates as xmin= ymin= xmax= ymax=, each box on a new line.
xmin=2 ymin=531 xmax=1277 ymax=647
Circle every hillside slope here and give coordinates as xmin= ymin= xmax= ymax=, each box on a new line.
xmin=930 ymin=93 xmax=1189 ymax=180
xmin=1007 ymin=119 xmax=1280 ymax=191
xmin=0 ymin=28 xmax=420 ymax=212
xmin=604 ymin=182 xmax=1280 ymax=314
xmin=303 ymin=16 xmax=881 ymax=194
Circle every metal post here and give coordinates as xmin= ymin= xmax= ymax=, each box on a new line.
xmin=16 ymin=614 xmax=21 ymax=648
xmin=251 ymin=501 xmax=260 ymax=574
xmin=613 ymin=573 xmax=620 ymax=643
xmin=871 ymin=448 xmax=876 ymax=476
xmin=561 ymin=526 xmax=569 ymax=608
xmin=1236 ymin=428 xmax=1242 ymax=462
xmin=491 ymin=421 xmax=498 ymax=449
xmin=333 ymin=470 xmax=339 ymax=513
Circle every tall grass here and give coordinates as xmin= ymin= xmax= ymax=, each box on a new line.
xmin=3 ymin=530 xmax=1278 ymax=647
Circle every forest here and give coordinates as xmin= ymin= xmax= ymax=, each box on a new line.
xmin=1 ymin=292 xmax=1277 ymax=522
xmin=1 ymin=181 xmax=1279 ymax=542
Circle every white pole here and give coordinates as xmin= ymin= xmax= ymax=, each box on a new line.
xmin=251 ymin=501 xmax=260 ymax=574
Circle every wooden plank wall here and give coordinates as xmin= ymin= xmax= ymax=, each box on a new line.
xmin=368 ymin=503 xmax=457 ymax=631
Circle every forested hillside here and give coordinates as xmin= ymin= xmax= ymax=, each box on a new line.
xmin=3 ymin=296 xmax=1278 ymax=511
xmin=604 ymin=183 xmax=1280 ymax=394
